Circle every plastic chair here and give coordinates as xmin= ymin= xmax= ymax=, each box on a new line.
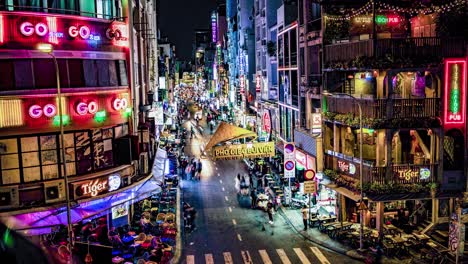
xmin=164 ymin=213 xmax=175 ymax=223
xmin=156 ymin=213 xmax=166 ymax=225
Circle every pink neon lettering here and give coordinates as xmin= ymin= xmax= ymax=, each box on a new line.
xmin=28 ymin=104 xmax=56 ymax=118
xmin=68 ymin=25 xmax=91 ymax=39
xmin=76 ymin=101 xmax=98 ymax=115
xmin=113 ymin=98 xmax=128 ymax=110
xmin=20 ymin=22 xmax=49 ymax=37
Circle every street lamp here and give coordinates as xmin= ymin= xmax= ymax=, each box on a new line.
xmin=322 ymin=90 xmax=366 ymax=251
xmin=37 ymin=43 xmax=74 ymax=255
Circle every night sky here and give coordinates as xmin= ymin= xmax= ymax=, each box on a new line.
xmin=158 ymin=0 xmax=218 ymax=60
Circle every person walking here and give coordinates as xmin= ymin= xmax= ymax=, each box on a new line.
xmin=250 ymin=188 xmax=257 ymax=209
xmin=267 ymin=200 xmax=274 ymax=225
xmin=301 ymin=205 xmax=309 ymax=231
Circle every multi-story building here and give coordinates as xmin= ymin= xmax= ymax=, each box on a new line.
xmin=276 ymin=1 xmax=298 ymax=143
xmin=226 ymin=0 xmax=239 ymax=107
xmin=0 ymin=0 xmax=160 ymax=237
xmin=254 ymin=0 xmax=282 ymax=142
xmin=318 ymin=0 xmax=467 ymax=241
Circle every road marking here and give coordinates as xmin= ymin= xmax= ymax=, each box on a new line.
xmin=259 ymin=249 xmax=273 ymax=264
xmin=225 ymin=196 xmax=229 ymax=201
xmin=217 ymin=173 xmax=220 ymax=176
xmin=205 ymin=253 xmax=214 ymax=264
xmin=220 ymin=180 xmax=223 ymax=184
xmin=276 ymin=249 xmax=292 ymax=264
xmin=232 ymin=219 xmax=237 ymax=225
xmin=216 ymin=167 xmax=218 ymax=170
xmin=228 ymin=207 xmax=232 ymax=212
xmin=240 ymin=250 xmax=252 ymax=263
xmin=223 ymin=252 xmax=233 ymax=264
xmin=237 ymin=234 xmax=243 ymax=241
xmin=186 ymin=255 xmax=195 ymax=264
xmin=222 ymin=187 xmax=225 ymax=191
xmin=310 ymin=247 xmax=331 ymax=264
xmin=293 ymin=248 xmax=311 ymax=264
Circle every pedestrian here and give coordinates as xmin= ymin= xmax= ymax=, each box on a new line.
xmin=301 ymin=205 xmax=309 ymax=231
xmin=267 ymin=200 xmax=274 ymax=224
xmin=250 ymin=188 xmax=257 ymax=209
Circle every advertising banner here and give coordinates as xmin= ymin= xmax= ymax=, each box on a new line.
xmin=211 ymin=142 xmax=275 ymax=160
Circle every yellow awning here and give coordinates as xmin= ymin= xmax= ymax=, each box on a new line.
xmin=204 ymin=122 xmax=257 ymax=150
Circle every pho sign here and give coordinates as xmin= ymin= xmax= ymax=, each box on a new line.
xmin=211 ymin=142 xmax=275 ymax=160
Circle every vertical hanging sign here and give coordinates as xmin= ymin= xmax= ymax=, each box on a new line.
xmin=284 ymin=143 xmax=296 ymax=178
xmin=444 ymin=59 xmax=466 ymax=127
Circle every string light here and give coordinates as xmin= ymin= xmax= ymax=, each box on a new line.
xmin=325 ymin=0 xmax=467 ymax=21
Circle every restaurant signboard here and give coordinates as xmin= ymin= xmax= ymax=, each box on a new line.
xmin=211 ymin=142 xmax=275 ymax=160
xmin=73 ymin=173 xmax=122 ymax=199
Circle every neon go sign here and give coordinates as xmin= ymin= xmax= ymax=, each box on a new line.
xmin=28 ymin=104 xmax=57 ymax=118
xmin=113 ymin=98 xmax=128 ymax=111
xmin=76 ymin=101 xmax=98 ymax=115
xmin=20 ymin=22 xmax=48 ymax=37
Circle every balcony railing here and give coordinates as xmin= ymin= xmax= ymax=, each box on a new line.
xmin=326 ymin=97 xmax=440 ymax=119
xmin=325 ymin=37 xmax=467 ymax=64
xmin=325 ymin=153 xmax=437 ymax=185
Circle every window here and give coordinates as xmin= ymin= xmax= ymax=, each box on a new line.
xmin=14 ymin=60 xmax=34 ymax=89
xmin=13 ymin=0 xmax=44 ymax=11
xmin=33 ymin=59 xmax=55 ymax=88
xmin=63 ymin=133 xmax=76 ymax=176
xmin=0 ymin=60 xmax=14 ymax=90
xmin=75 ymin=131 xmax=92 ymax=175
xmin=68 ymin=59 xmax=85 ymax=87
xmin=47 ymin=0 xmax=79 ymax=14
xmin=83 ymin=60 xmax=98 ymax=87
xmin=97 ymin=60 xmax=110 ymax=87
xmin=79 ymin=0 xmax=95 ymax=17
xmin=21 ymin=137 xmax=40 ymax=182
xmin=117 ymin=60 xmax=128 ymax=86
xmin=0 ymin=138 xmax=20 ymax=184
xmin=40 ymin=135 xmax=59 ymax=180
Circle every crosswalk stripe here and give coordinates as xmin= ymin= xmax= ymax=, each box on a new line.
xmin=310 ymin=247 xmax=331 ymax=264
xmin=223 ymin=252 xmax=233 ymax=264
xmin=293 ymin=248 xmax=311 ymax=264
xmin=259 ymin=249 xmax=273 ymax=264
xmin=241 ymin=250 xmax=253 ymax=264
xmin=186 ymin=255 xmax=195 ymax=264
xmin=205 ymin=253 xmax=214 ymax=264
xmin=276 ymin=249 xmax=292 ymax=264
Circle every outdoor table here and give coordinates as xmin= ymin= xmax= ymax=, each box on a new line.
xmin=321 ymin=221 xmax=338 ymax=233
xmin=383 ymin=224 xmax=401 ymax=236
xmin=426 ymin=241 xmax=438 ymax=249
xmin=391 ymin=236 xmax=407 ymax=255
xmin=412 ymin=232 xmax=430 ymax=244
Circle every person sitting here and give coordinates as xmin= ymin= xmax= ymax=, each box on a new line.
xmin=108 ymin=227 xmax=124 ymax=248
xmin=81 ymin=222 xmax=93 ymax=242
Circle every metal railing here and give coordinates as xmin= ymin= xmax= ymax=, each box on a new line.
xmin=326 ymin=97 xmax=440 ymax=119
xmin=325 ymin=37 xmax=467 ymax=63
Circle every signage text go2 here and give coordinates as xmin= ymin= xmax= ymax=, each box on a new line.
xmin=76 ymin=101 xmax=98 ymax=115
xmin=113 ymin=98 xmax=128 ymax=111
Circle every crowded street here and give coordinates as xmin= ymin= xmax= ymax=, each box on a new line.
xmin=178 ymin=105 xmax=360 ymax=264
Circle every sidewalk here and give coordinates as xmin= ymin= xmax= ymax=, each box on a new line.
xmin=278 ymin=206 xmax=415 ymax=264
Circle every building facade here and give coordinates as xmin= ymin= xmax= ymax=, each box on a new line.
xmin=318 ymin=0 xmax=467 ymax=238
xmin=0 ymin=0 xmax=160 ymax=236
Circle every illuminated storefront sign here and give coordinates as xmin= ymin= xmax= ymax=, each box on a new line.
xmin=0 ymin=12 xmax=128 ymax=50
xmin=113 ymin=98 xmax=129 ymax=111
xmin=211 ymin=142 xmax=275 ymax=160
xmin=295 ymin=150 xmax=307 ymax=168
xmin=211 ymin=12 xmax=217 ymax=43
xmin=444 ymin=59 xmax=466 ymax=126
xmin=239 ymin=75 xmax=245 ymax=94
xmin=256 ymin=75 xmax=261 ymax=92
xmin=76 ymin=101 xmax=98 ymax=115
xmin=28 ymin=104 xmax=57 ymax=118
xmin=396 ymin=167 xmax=431 ymax=181
xmin=74 ymin=173 xmax=122 ymax=199
xmin=262 ymin=110 xmax=271 ymax=134
xmin=338 ymin=160 xmax=356 ymax=175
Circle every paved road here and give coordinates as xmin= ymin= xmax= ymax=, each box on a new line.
xmin=178 ymin=119 xmax=360 ymax=264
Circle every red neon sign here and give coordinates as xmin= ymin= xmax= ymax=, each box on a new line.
xmin=0 ymin=15 xmax=3 ymax=43
xmin=76 ymin=101 xmax=98 ymax=115
xmin=112 ymin=98 xmax=128 ymax=111
xmin=28 ymin=104 xmax=57 ymax=118
xmin=444 ymin=59 xmax=466 ymax=126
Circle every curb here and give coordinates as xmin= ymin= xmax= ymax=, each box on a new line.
xmin=277 ymin=207 xmax=366 ymax=261
xmin=171 ymin=187 xmax=182 ymax=264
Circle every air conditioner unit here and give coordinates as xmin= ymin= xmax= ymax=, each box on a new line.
xmin=140 ymin=152 xmax=149 ymax=175
xmin=0 ymin=186 xmax=19 ymax=209
xmin=44 ymin=179 xmax=66 ymax=204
